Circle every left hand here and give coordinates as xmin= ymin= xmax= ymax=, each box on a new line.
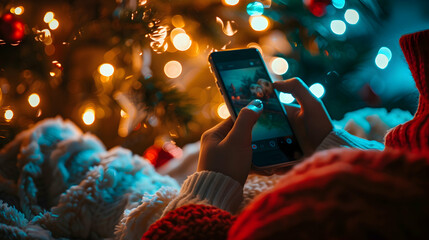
xmin=197 ymin=99 xmax=263 ymax=185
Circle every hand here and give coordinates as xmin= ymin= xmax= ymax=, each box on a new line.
xmin=197 ymin=99 xmax=263 ymax=185
xmin=273 ymin=78 xmax=333 ymax=156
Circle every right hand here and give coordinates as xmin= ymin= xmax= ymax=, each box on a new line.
xmin=273 ymin=78 xmax=333 ymax=156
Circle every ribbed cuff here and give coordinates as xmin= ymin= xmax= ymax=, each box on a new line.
xmin=316 ymin=128 xmax=385 ymax=151
xmin=162 ymin=171 xmax=243 ymax=216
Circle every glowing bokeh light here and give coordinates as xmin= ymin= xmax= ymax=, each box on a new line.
xmin=279 ymin=92 xmax=295 ymax=104
xmin=98 ymin=63 xmax=115 ymax=77
xmin=330 ymin=20 xmax=346 ymax=35
xmin=44 ymin=12 xmax=54 ymax=23
xmin=344 ymin=9 xmax=359 ymax=24
xmin=49 ymin=19 xmax=59 ymax=30
xmin=217 ymin=103 xmax=230 ymax=119
xmin=309 ymin=83 xmax=325 ymax=98
xmin=246 ymin=2 xmax=264 ymax=16
xmin=250 ymin=15 xmax=269 ymax=31
xmin=28 ymin=93 xmax=40 ymax=107
xmin=172 ymin=15 xmax=185 ymax=28
xmin=172 ymin=33 xmax=192 ymax=51
xmin=271 ymin=57 xmax=289 ymax=75
xmin=82 ymin=108 xmax=95 ymax=125
xmin=120 ymin=109 xmax=127 ymax=117
xmin=223 ymin=0 xmax=239 ymax=6
xmin=4 ymin=109 xmax=14 ymax=121
xmin=332 ymin=0 xmax=345 ymax=9
xmin=164 ymin=60 xmax=182 ymax=78
xmin=375 ymin=54 xmax=389 ymax=69
xmin=14 ymin=6 xmax=24 ymax=15
xmin=378 ymin=47 xmax=392 ymax=61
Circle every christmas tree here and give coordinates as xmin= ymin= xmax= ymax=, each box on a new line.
xmin=1 ymin=0 xmax=426 ymax=154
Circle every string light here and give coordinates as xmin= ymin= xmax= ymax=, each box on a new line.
xmin=164 ymin=60 xmax=182 ymax=78
xmin=4 ymin=109 xmax=14 ymax=121
xmin=330 ymin=20 xmax=346 ymax=35
xmin=28 ymin=93 xmax=40 ymax=107
xmin=279 ymin=92 xmax=295 ymax=104
xmin=223 ymin=0 xmax=239 ymax=6
xmin=344 ymin=9 xmax=359 ymax=25
xmin=271 ymin=57 xmax=289 ymax=75
xmin=250 ymin=15 xmax=269 ymax=31
xmin=217 ymin=103 xmax=230 ymax=119
xmin=332 ymin=0 xmax=345 ymax=9
xmin=44 ymin=12 xmax=54 ymax=23
xmin=82 ymin=108 xmax=95 ymax=125
xmin=171 ymin=15 xmax=185 ymax=28
xmin=375 ymin=47 xmax=392 ymax=69
xmin=49 ymin=19 xmax=59 ymax=30
xmin=12 ymin=6 xmax=24 ymax=15
xmin=98 ymin=63 xmax=115 ymax=77
xmin=247 ymin=2 xmax=264 ymax=16
xmin=309 ymin=83 xmax=325 ymax=98
xmin=172 ymin=33 xmax=192 ymax=51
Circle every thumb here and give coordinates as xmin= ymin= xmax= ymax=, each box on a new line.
xmin=225 ymin=99 xmax=263 ymax=146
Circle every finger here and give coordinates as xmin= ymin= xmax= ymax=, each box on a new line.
xmin=225 ymin=99 xmax=263 ymax=146
xmin=273 ymin=77 xmax=320 ymax=111
xmin=204 ymin=118 xmax=234 ymax=141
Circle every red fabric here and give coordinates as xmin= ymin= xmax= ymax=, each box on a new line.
xmin=385 ymin=29 xmax=429 ymax=151
xmin=228 ymin=148 xmax=429 ymax=240
xmin=142 ymin=204 xmax=235 ymax=240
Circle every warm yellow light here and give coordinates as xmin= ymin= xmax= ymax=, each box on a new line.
xmin=28 ymin=93 xmax=41 ymax=107
xmin=164 ymin=60 xmax=182 ymax=78
xmin=172 ymin=15 xmax=185 ymax=28
xmin=172 ymin=33 xmax=192 ymax=51
xmin=120 ymin=109 xmax=128 ymax=118
xmin=217 ymin=103 xmax=230 ymax=119
xmin=50 ymin=72 xmax=56 ymax=77
xmin=271 ymin=57 xmax=289 ymax=75
xmin=98 ymin=63 xmax=115 ymax=77
xmin=82 ymin=108 xmax=95 ymax=125
xmin=223 ymin=0 xmax=239 ymax=6
xmin=250 ymin=15 xmax=269 ymax=31
xmin=44 ymin=12 xmax=54 ymax=23
xmin=14 ymin=6 xmax=24 ymax=15
xmin=4 ymin=109 xmax=13 ymax=121
xmin=49 ymin=19 xmax=59 ymax=30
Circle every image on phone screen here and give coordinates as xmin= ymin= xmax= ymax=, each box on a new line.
xmin=217 ymin=59 xmax=293 ymax=144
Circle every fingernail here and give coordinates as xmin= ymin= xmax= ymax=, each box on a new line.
xmin=246 ymin=99 xmax=263 ymax=113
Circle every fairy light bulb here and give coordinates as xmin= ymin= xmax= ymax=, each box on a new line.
xmin=28 ymin=93 xmax=40 ymax=107
xmin=44 ymin=12 xmax=54 ymax=23
xmin=223 ymin=0 xmax=239 ymax=6
xmin=49 ymin=19 xmax=59 ymax=30
xmin=250 ymin=15 xmax=269 ymax=31
xmin=13 ymin=6 xmax=24 ymax=15
xmin=164 ymin=60 xmax=182 ymax=78
xmin=217 ymin=103 xmax=230 ymax=119
xmin=4 ymin=109 xmax=14 ymax=121
xmin=98 ymin=63 xmax=115 ymax=77
xmin=271 ymin=57 xmax=289 ymax=75
xmin=172 ymin=33 xmax=192 ymax=51
xmin=82 ymin=108 xmax=95 ymax=125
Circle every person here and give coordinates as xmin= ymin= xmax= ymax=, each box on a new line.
xmin=141 ymin=29 xmax=429 ymax=240
xmin=160 ymin=77 xmax=384 ymax=214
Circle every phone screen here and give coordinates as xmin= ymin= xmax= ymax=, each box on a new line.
xmin=210 ymin=48 xmax=302 ymax=168
xmin=216 ymin=59 xmax=293 ymax=142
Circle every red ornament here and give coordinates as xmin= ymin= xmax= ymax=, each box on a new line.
xmin=305 ymin=0 xmax=332 ymax=17
xmin=0 ymin=13 xmax=25 ymax=43
xmin=143 ymin=145 xmax=174 ymax=168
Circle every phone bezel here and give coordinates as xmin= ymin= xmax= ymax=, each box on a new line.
xmin=208 ymin=48 xmax=303 ymax=169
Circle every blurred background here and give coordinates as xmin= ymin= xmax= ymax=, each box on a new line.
xmin=1 ymin=0 xmax=428 ymax=160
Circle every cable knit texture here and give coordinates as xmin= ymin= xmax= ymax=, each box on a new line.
xmin=162 ymin=171 xmax=243 ymax=215
xmin=229 ymin=148 xmax=429 ymax=240
xmin=142 ymin=204 xmax=235 ymax=240
xmin=385 ymin=29 xmax=429 ymax=151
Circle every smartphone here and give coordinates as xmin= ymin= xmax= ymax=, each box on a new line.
xmin=209 ymin=48 xmax=303 ymax=170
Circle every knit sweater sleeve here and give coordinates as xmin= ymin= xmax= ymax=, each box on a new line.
xmin=161 ymin=171 xmax=243 ymax=216
xmin=316 ymin=128 xmax=385 ymax=151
